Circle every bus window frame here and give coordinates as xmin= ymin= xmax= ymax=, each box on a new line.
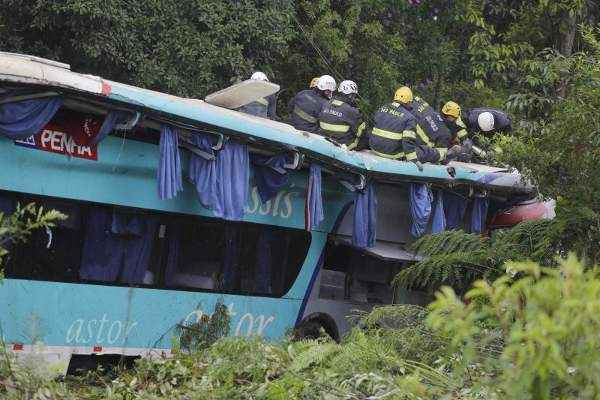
xmin=1 ymin=189 xmax=312 ymax=299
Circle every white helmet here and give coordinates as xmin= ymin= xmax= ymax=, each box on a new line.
xmin=338 ymin=80 xmax=358 ymax=95
xmin=477 ymin=111 xmax=495 ymax=132
xmin=316 ymin=75 xmax=336 ymax=92
xmin=250 ymin=71 xmax=269 ymax=82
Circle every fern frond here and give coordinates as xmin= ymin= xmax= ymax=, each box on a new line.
xmin=290 ymin=341 xmax=340 ymax=372
xmin=411 ymin=230 xmax=487 ymax=256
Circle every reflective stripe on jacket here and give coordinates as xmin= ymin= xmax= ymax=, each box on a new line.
xmin=318 ymin=98 xmax=365 ymax=150
xmin=369 ymin=102 xmax=416 ymax=159
xmin=403 ymin=97 xmax=452 ymax=149
xmin=443 ymin=115 xmax=469 ymax=143
xmin=288 ymin=89 xmax=327 ymax=133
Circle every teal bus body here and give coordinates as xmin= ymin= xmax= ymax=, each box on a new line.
xmin=0 ymin=134 xmax=351 ymax=352
xmin=105 ymin=81 xmax=504 ymax=187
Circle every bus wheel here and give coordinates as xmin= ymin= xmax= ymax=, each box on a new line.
xmin=293 ymin=320 xmax=324 ymax=341
xmin=293 ymin=315 xmax=339 ymax=342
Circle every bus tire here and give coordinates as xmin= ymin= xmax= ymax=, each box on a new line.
xmin=293 ymin=314 xmax=339 ymax=342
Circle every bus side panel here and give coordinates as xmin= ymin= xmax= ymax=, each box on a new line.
xmin=0 ymin=280 xmax=300 ymax=350
xmin=0 ymin=136 xmax=348 ymax=233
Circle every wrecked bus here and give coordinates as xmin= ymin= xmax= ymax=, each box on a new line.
xmin=0 ymin=53 xmax=546 ymax=374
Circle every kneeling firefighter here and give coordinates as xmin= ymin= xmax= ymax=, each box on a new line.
xmin=288 ymin=75 xmax=336 ymax=133
xmin=441 ymin=101 xmax=511 ymax=161
xmin=394 ymin=86 xmax=464 ymax=163
xmin=463 ymin=107 xmax=512 ymax=134
xmin=317 ymin=80 xmax=366 ymax=150
xmin=441 ymin=101 xmax=486 ymax=160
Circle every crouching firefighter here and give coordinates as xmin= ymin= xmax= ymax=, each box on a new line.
xmin=394 ymin=86 xmax=463 ymax=164
xmin=369 ymin=92 xmax=418 ymax=162
xmin=288 ymin=75 xmax=336 ymax=133
xmin=318 ymin=80 xmax=366 ymax=150
xmin=441 ymin=100 xmax=486 ymax=161
xmin=462 ymin=107 xmax=512 ymax=135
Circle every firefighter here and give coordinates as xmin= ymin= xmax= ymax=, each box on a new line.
xmin=441 ymin=101 xmax=511 ymax=161
xmin=393 ymin=86 xmax=461 ymax=164
xmin=288 ymin=75 xmax=336 ymax=133
xmin=462 ymin=107 xmax=512 ymax=134
xmin=369 ymin=90 xmax=419 ymax=165
xmin=237 ymin=71 xmax=277 ymax=119
xmin=317 ymin=80 xmax=366 ymax=150
xmin=396 ymin=87 xmax=453 ymax=148
xmin=440 ymin=101 xmax=468 ymax=144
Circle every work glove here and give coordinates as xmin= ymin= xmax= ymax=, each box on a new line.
xmin=446 ymin=145 xmax=463 ymax=161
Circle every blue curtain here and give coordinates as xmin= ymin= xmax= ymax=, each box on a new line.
xmin=79 ymin=208 xmax=157 ymax=284
xmin=444 ymin=192 xmax=468 ymax=230
xmin=158 ymin=125 xmax=183 ymax=200
xmin=214 ymin=142 xmax=249 ymax=220
xmin=409 ymin=183 xmax=432 ymax=238
xmin=431 ymin=189 xmax=446 ymax=234
xmin=305 ymin=164 xmax=324 ymax=231
xmin=189 ymin=133 xmax=218 ymax=209
xmin=353 ymin=183 xmax=377 ymax=248
xmin=251 ymin=154 xmax=290 ymax=203
xmin=90 ymin=110 xmax=132 ymax=145
xmin=470 ymin=197 xmax=489 ymax=234
xmin=189 ymin=136 xmax=249 ymax=221
xmin=0 ymin=96 xmax=62 ymax=139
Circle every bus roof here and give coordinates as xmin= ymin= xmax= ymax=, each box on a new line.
xmin=0 ymin=52 xmax=534 ymax=197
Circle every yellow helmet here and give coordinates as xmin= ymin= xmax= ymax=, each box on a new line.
xmin=310 ymin=76 xmax=320 ymax=88
xmin=441 ymin=101 xmax=461 ymax=118
xmin=394 ymin=86 xmax=413 ymax=104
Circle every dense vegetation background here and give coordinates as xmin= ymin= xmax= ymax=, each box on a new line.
xmin=1 ymin=0 xmax=600 ymax=398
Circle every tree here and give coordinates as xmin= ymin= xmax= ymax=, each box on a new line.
xmin=0 ymin=0 xmax=297 ymax=97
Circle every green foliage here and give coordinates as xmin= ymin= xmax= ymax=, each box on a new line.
xmin=394 ymin=218 xmax=562 ymax=294
xmin=428 ymin=255 xmax=600 ymax=399
xmin=175 ymin=300 xmax=230 ymax=353
xmin=0 ymin=203 xmax=66 ymax=271
xmin=0 ymin=0 xmax=297 ymax=97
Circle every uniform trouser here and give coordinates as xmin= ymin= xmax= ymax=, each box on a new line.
xmin=369 ymin=135 xmax=403 ymax=159
xmin=416 ymin=145 xmax=441 ymax=163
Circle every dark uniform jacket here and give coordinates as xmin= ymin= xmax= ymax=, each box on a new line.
xmin=442 ymin=115 xmax=469 ymax=144
xmin=369 ymin=102 xmax=417 ymax=159
xmin=318 ymin=97 xmax=366 ymax=150
xmin=403 ymin=97 xmax=452 ymax=148
xmin=288 ymin=89 xmax=327 ymax=133
xmin=237 ymin=94 xmax=277 ymax=119
xmin=463 ymin=108 xmax=512 ymax=134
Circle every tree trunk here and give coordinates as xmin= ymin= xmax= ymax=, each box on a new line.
xmin=557 ymin=9 xmax=579 ymax=98
xmin=559 ymin=11 xmax=577 ymax=57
